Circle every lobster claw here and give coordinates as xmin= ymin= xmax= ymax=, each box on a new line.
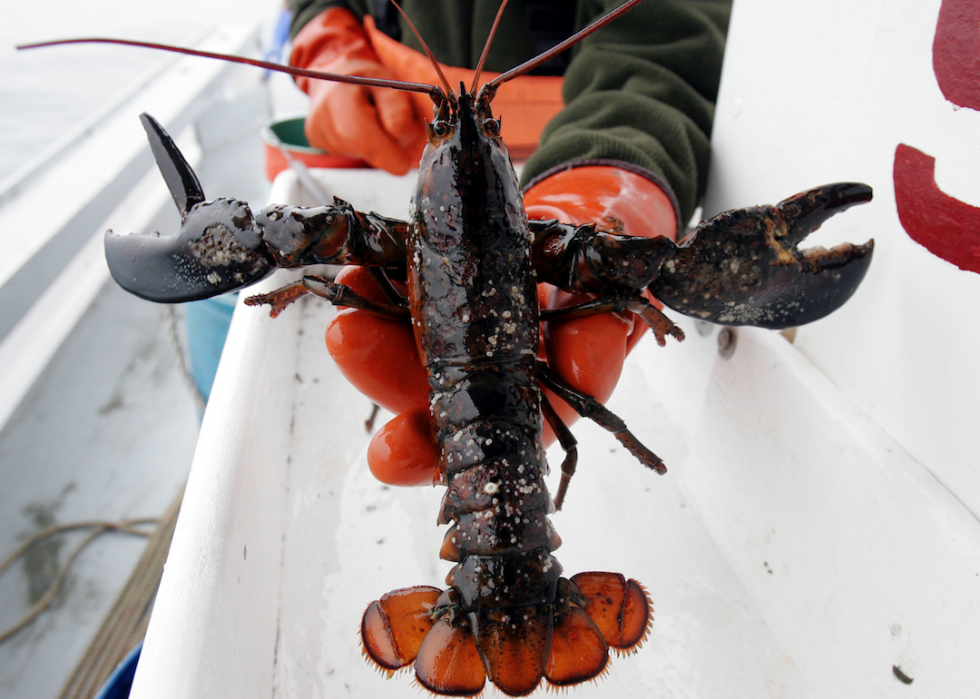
xmin=104 ymin=113 xmax=274 ymax=303
xmin=649 ymin=183 xmax=874 ymax=328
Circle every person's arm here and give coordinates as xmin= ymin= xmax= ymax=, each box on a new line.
xmin=524 ymin=0 xmax=731 ymax=229
xmin=287 ymin=1 xmax=427 ymax=173
xmin=288 ymin=0 xmax=350 ymax=39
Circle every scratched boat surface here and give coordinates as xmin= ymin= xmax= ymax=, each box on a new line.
xmin=130 ymin=159 xmax=979 ymax=699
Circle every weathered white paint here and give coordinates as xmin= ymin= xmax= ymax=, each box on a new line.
xmin=705 ymin=0 xmax=980 ymax=518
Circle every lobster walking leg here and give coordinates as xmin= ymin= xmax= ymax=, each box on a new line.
xmin=367 ymin=267 xmax=408 ymax=305
xmin=542 ymin=293 xmax=685 ymax=346
xmin=540 ymin=394 xmax=578 ymax=510
xmin=244 ymin=276 xmax=410 ymax=319
xmin=538 ymin=364 xmax=666 ymax=476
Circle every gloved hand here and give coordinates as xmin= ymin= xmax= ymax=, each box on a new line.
xmin=325 ymin=166 xmax=678 ymax=487
xmin=290 ymin=7 xmax=427 ymax=175
xmin=524 ymin=165 xmax=679 ymax=436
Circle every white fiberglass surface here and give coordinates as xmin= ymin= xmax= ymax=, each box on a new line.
xmin=134 ymin=167 xmax=980 ymax=698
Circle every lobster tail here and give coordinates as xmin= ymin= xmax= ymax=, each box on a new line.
xmin=415 ymin=617 xmax=487 ymax=695
xmin=546 ymin=608 xmax=609 ymax=686
xmin=570 ymin=572 xmax=653 ymax=653
xmin=544 ymin=574 xmax=651 ymax=685
xmin=471 ymin=604 xmax=553 ymax=695
xmin=360 ymin=570 xmax=652 ymax=695
xmin=361 ymin=586 xmax=442 ymax=673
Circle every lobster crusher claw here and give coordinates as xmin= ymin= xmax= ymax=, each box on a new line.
xmin=650 ymin=183 xmax=875 ymax=329
xmin=104 ymin=113 xmax=275 ymax=303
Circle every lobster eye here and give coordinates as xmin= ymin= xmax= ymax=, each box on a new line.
xmin=432 ymin=120 xmax=450 ymax=136
xmin=482 ymin=118 xmax=500 ymax=136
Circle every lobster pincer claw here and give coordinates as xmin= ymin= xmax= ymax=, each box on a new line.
xmin=649 ymin=183 xmax=875 ymax=329
xmin=104 ymin=113 xmax=275 ymax=303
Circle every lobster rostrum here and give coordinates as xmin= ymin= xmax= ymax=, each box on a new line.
xmin=21 ymin=0 xmax=874 ymax=694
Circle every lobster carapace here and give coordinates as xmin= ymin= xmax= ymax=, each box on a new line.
xmin=20 ymin=0 xmax=874 ymax=694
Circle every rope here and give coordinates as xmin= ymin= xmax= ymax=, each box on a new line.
xmin=56 ymin=485 xmax=184 ymax=699
xmin=0 ymin=485 xmax=185 ymax=699
xmin=163 ymin=305 xmax=207 ymax=413
xmin=0 ymin=519 xmax=157 ymax=644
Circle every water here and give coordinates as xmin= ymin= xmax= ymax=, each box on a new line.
xmin=0 ymin=0 xmax=280 ymax=184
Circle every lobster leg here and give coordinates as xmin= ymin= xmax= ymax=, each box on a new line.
xmin=531 ymin=183 xmax=874 ymax=330
xmin=104 ymin=113 xmax=409 ymax=303
xmin=540 ymin=393 xmax=578 ymax=510
xmin=541 ymin=293 xmax=685 ymax=346
xmin=539 ymin=293 xmax=630 ymax=321
xmin=629 ymin=297 xmax=687 ymax=346
xmin=244 ymin=276 xmax=410 ymax=319
xmin=531 ymin=221 xmax=677 ymax=296
xmin=367 ymin=267 xmax=408 ymax=305
xmin=537 ymin=364 xmax=666 ymax=476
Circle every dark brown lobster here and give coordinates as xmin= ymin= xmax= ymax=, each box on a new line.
xmin=20 ymin=0 xmax=874 ymax=694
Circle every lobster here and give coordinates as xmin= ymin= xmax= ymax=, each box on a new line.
xmin=20 ymin=0 xmax=874 ymax=694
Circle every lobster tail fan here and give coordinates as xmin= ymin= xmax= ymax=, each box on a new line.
xmin=140 ymin=113 xmax=205 ymax=217
xmin=361 ymin=586 xmax=442 ymax=672
xmin=470 ymin=605 xmax=552 ymax=696
xmin=570 ymin=572 xmax=652 ymax=653
xmin=414 ymin=619 xmax=487 ymax=695
xmin=546 ymin=607 xmax=609 ymax=686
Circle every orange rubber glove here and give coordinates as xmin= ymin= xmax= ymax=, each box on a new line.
xmin=325 ymin=166 xmax=678 ymax=487
xmin=290 ymin=7 xmax=427 ymax=175
xmin=523 ymin=166 xmax=679 ymax=435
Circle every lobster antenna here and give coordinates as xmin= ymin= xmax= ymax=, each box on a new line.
xmin=482 ymin=0 xmax=644 ymax=93
xmin=387 ymin=0 xmax=454 ymax=99
xmin=470 ymin=0 xmax=511 ymax=94
xmin=17 ymin=38 xmax=441 ymax=99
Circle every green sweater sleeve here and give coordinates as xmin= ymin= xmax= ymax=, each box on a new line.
xmin=523 ymin=0 xmax=729 ymax=225
xmin=286 ymin=0 xmax=730 ymax=224
xmin=288 ymin=0 xmax=346 ymax=39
